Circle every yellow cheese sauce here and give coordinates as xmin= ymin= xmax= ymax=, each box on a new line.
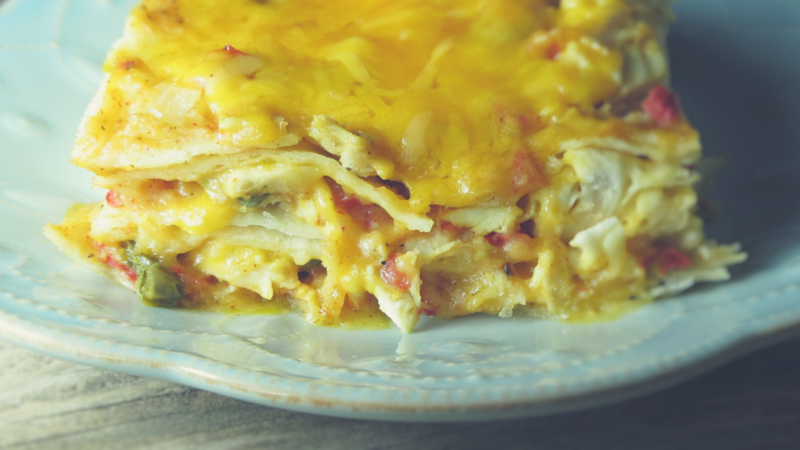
xmin=563 ymin=298 xmax=648 ymax=323
xmin=148 ymin=183 xmax=235 ymax=236
xmin=205 ymin=294 xmax=391 ymax=330
xmin=515 ymin=294 xmax=648 ymax=324
xmin=337 ymin=300 xmax=393 ymax=330
xmin=85 ymin=0 xmax=674 ymax=211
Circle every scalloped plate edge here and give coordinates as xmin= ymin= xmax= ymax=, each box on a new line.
xmin=2 ymin=306 xmax=800 ymax=422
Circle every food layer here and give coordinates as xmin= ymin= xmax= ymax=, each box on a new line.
xmin=46 ymin=0 xmax=746 ymax=332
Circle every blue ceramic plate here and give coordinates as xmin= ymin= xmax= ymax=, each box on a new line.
xmin=1 ymin=0 xmax=799 ymax=422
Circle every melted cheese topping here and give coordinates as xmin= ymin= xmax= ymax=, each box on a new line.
xmin=79 ymin=0 xmax=683 ymax=212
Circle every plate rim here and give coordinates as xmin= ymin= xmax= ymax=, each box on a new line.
xmin=2 ymin=301 xmax=800 ymax=422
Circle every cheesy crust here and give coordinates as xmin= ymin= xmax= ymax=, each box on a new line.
xmin=47 ymin=0 xmax=745 ymax=332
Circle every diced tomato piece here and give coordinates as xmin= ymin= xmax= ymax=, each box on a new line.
xmin=326 ymin=178 xmax=391 ymax=230
xmin=417 ymin=306 xmax=436 ymax=317
xmin=484 ymin=232 xmax=507 ymax=247
xmin=150 ymin=179 xmax=179 ymax=191
xmin=223 ymin=44 xmax=248 ymax=56
xmin=105 ymin=190 xmax=123 ymax=208
xmin=205 ymin=45 xmax=250 ymax=62
xmin=547 ymin=42 xmax=562 ymax=59
xmin=380 ymin=253 xmax=411 ymax=291
xmin=325 ymin=178 xmax=362 ymax=210
xmin=117 ymin=60 xmax=135 ymax=71
xmin=660 ymin=254 xmax=692 ymax=275
xmin=171 ymin=265 xmax=186 ymax=278
xmin=419 ymin=287 xmax=437 ymax=316
xmin=95 ymin=243 xmax=137 ymax=283
xmin=104 ymin=255 xmax=137 ymax=283
xmin=440 ymin=221 xmax=456 ymax=232
xmin=512 ymin=151 xmax=546 ymax=195
xmin=358 ymin=204 xmax=392 ymax=231
xmin=517 ymin=113 xmax=535 ymax=133
xmin=644 ymin=247 xmax=692 ymax=276
xmin=642 ymin=85 xmax=681 ymax=127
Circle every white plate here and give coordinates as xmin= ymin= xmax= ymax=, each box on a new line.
xmin=1 ymin=0 xmax=800 ymax=421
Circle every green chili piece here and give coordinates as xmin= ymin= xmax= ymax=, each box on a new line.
xmin=136 ymin=263 xmax=184 ymax=307
xmin=124 ymin=242 xmax=157 ymax=272
xmin=238 ymin=193 xmax=270 ymax=208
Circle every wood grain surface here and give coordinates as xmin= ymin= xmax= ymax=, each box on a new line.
xmin=2 ymin=337 xmax=800 ymax=450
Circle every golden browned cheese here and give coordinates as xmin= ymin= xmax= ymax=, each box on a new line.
xmin=47 ymin=0 xmax=747 ymax=332
xmin=76 ymin=0 xmax=690 ymax=209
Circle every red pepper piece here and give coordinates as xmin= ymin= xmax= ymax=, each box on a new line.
xmin=547 ymin=42 xmax=562 ymax=59
xmin=380 ymin=253 xmax=411 ymax=291
xmin=484 ymin=232 xmax=507 ymax=247
xmin=644 ymin=247 xmax=692 ymax=276
xmin=358 ymin=205 xmax=392 ymax=231
xmin=326 ymin=178 xmax=363 ymax=210
xmin=223 ymin=44 xmax=248 ymax=56
xmin=106 ymin=190 xmax=123 ymax=208
xmin=96 ymin=243 xmax=137 ymax=283
xmin=642 ymin=85 xmax=681 ymax=127
xmin=512 ymin=151 xmax=546 ymax=195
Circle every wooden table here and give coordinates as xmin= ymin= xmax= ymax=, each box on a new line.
xmin=2 ymin=336 xmax=799 ymax=450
